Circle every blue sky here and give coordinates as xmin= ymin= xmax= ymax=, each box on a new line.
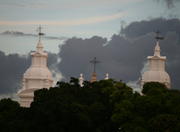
xmin=0 ymin=0 xmax=180 ymax=54
xmin=0 ymin=0 xmax=180 ymax=38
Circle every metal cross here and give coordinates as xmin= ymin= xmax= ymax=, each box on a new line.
xmin=155 ymin=31 xmax=164 ymax=41
xmin=90 ymin=57 xmax=100 ymax=73
xmin=37 ymin=25 xmax=45 ymax=42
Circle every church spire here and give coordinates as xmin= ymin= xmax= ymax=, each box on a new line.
xmin=154 ymin=31 xmax=164 ymax=57
xmin=36 ymin=25 xmax=45 ymax=53
xmin=154 ymin=41 xmax=161 ymax=57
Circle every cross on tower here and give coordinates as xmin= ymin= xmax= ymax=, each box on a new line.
xmin=155 ymin=31 xmax=164 ymax=42
xmin=37 ymin=25 xmax=45 ymax=42
xmin=90 ymin=57 xmax=100 ymax=73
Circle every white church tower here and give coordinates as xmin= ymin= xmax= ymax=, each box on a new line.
xmin=141 ymin=32 xmax=171 ymax=88
xmin=18 ymin=26 xmax=53 ymax=107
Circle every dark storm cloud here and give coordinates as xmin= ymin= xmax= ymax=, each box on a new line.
xmin=0 ymin=31 xmax=67 ymax=40
xmin=121 ymin=18 xmax=180 ymax=39
xmin=156 ymin=0 xmax=179 ymax=9
xmin=58 ymin=36 xmax=107 ymax=81
xmin=0 ymin=51 xmax=30 ymax=94
xmin=0 ymin=51 xmax=58 ymax=95
xmin=57 ymin=34 xmax=154 ymax=82
xmin=165 ymin=0 xmax=175 ymax=8
xmin=58 ymin=18 xmax=180 ymax=89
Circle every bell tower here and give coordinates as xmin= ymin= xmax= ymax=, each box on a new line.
xmin=18 ymin=26 xmax=53 ymax=107
xmin=141 ymin=32 xmax=171 ymax=88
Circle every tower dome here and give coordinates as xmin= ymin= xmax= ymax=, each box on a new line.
xmin=18 ymin=27 xmax=53 ymax=107
xmin=141 ymin=37 xmax=171 ymax=88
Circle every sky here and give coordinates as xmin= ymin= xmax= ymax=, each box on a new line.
xmin=0 ymin=0 xmax=180 ymax=97
xmin=0 ymin=0 xmax=180 ymax=54
xmin=0 ymin=0 xmax=180 ymax=39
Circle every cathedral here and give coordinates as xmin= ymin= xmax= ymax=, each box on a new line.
xmin=17 ymin=28 xmax=171 ymax=107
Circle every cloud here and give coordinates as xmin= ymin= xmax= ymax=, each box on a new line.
xmin=0 ymin=51 xmax=30 ymax=94
xmin=69 ymin=0 xmax=144 ymax=9
xmin=0 ymin=31 xmax=67 ymax=40
xmin=121 ymin=18 xmax=180 ymax=39
xmin=155 ymin=0 xmax=180 ymax=9
xmin=165 ymin=0 xmax=175 ymax=8
xmin=0 ymin=12 xmax=126 ymax=26
xmin=0 ymin=0 xmax=48 ymax=9
xmin=57 ymin=34 xmax=151 ymax=82
xmin=57 ymin=18 xmax=180 ymax=89
xmin=0 ymin=0 xmax=143 ymax=9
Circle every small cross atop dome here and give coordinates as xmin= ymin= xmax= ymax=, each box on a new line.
xmin=37 ymin=25 xmax=45 ymax=42
xmin=154 ymin=31 xmax=164 ymax=57
xmin=155 ymin=31 xmax=164 ymax=42
xmin=36 ymin=25 xmax=45 ymax=53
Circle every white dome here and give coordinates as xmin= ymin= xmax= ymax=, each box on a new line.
xmin=142 ymin=71 xmax=170 ymax=87
xmin=24 ymin=67 xmax=52 ymax=79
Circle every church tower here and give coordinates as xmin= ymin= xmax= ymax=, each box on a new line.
xmin=18 ymin=26 xmax=53 ymax=107
xmin=141 ymin=32 xmax=171 ymax=88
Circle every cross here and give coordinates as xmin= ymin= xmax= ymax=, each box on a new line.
xmin=37 ymin=25 xmax=45 ymax=42
xmin=90 ymin=57 xmax=100 ymax=73
xmin=155 ymin=31 xmax=164 ymax=41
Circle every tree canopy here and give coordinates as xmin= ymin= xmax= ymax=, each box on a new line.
xmin=0 ymin=79 xmax=180 ymax=132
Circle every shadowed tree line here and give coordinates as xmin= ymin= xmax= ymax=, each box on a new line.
xmin=0 ymin=79 xmax=180 ymax=132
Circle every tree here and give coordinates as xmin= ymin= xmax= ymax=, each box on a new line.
xmin=1 ymin=81 xmax=180 ymax=132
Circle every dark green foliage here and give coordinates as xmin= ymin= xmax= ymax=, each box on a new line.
xmin=142 ymin=82 xmax=168 ymax=95
xmin=0 ymin=81 xmax=180 ymax=132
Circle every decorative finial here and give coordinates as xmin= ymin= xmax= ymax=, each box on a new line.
xmin=154 ymin=31 xmax=163 ymax=57
xmin=79 ymin=73 xmax=84 ymax=87
xmin=36 ymin=25 xmax=45 ymax=52
xmin=37 ymin=25 xmax=45 ymax=42
xmin=105 ymin=73 xmax=109 ymax=80
xmin=90 ymin=57 xmax=100 ymax=73
xmin=155 ymin=31 xmax=164 ymax=42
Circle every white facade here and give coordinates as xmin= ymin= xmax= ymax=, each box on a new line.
xmin=141 ymin=41 xmax=171 ymax=88
xmin=18 ymin=40 xmax=53 ymax=107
